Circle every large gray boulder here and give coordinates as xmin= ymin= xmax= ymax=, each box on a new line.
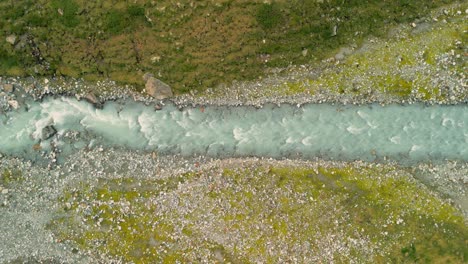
xmin=41 ymin=125 xmax=57 ymax=140
xmin=144 ymin=74 xmax=173 ymax=100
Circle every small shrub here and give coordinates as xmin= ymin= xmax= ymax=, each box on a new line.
xmin=26 ymin=14 xmax=49 ymax=27
xmin=401 ymin=243 xmax=417 ymax=260
xmin=0 ymin=50 xmax=20 ymax=70
xmin=105 ymin=10 xmax=128 ymax=35
xmin=2 ymin=7 xmax=25 ymax=20
xmin=127 ymin=5 xmax=145 ymax=18
xmin=256 ymin=3 xmax=282 ymax=30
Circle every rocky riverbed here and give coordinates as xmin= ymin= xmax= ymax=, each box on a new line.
xmin=0 ymin=147 xmax=467 ymax=263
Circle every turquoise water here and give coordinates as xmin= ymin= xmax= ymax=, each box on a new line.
xmin=0 ymin=97 xmax=467 ymax=163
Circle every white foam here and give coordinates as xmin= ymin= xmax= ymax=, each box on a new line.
xmin=390 ymin=136 xmax=401 ymax=145
xmin=346 ymin=125 xmax=365 ymax=135
xmin=442 ymin=117 xmax=454 ymax=127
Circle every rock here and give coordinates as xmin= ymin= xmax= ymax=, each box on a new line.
xmin=331 ymin=25 xmax=338 ymax=37
xmin=32 ymin=144 xmax=42 ymax=151
xmin=84 ymin=92 xmax=102 ymax=108
xmin=335 ymin=53 xmax=345 ymax=61
xmin=41 ymin=125 xmax=57 ymax=140
xmin=84 ymin=92 xmax=98 ymax=105
xmin=154 ymin=103 xmax=163 ymax=110
xmin=411 ymin=22 xmax=432 ymax=35
xmin=14 ymin=34 xmax=28 ymax=50
xmin=7 ymin=100 xmax=19 ymax=110
xmin=6 ymin=35 xmax=16 ymax=45
xmin=334 ymin=47 xmax=353 ymax=61
xmin=143 ymin=72 xmax=154 ymax=82
xmin=145 ymin=76 xmax=173 ymax=99
xmin=2 ymin=84 xmax=14 ymax=93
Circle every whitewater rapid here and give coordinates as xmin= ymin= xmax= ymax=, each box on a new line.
xmin=0 ymin=97 xmax=467 ymax=163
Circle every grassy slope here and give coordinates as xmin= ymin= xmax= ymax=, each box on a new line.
xmin=279 ymin=13 xmax=467 ymax=102
xmin=0 ymin=0 xmax=458 ymax=94
xmin=48 ymin=163 xmax=467 ymax=263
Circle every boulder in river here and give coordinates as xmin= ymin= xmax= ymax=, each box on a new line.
xmin=7 ymin=100 xmax=19 ymax=110
xmin=41 ymin=125 xmax=57 ymax=140
xmin=144 ymin=73 xmax=173 ymax=100
xmin=84 ymin=92 xmax=103 ymax=109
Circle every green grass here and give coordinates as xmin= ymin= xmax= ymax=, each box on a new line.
xmin=51 ymin=0 xmax=80 ymax=28
xmin=256 ymin=3 xmax=282 ymax=30
xmin=50 ymin=164 xmax=468 ymax=263
xmin=0 ymin=0 xmax=462 ymax=94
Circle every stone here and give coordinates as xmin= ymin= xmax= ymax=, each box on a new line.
xmin=334 ymin=47 xmax=354 ymax=61
xmin=2 ymin=84 xmax=14 ymax=93
xmin=41 ymin=125 xmax=57 ymax=140
xmin=84 ymin=92 xmax=98 ymax=105
xmin=84 ymin=92 xmax=103 ymax=108
xmin=7 ymin=100 xmax=19 ymax=110
xmin=331 ymin=25 xmax=338 ymax=37
xmin=14 ymin=34 xmax=28 ymax=50
xmin=32 ymin=144 xmax=42 ymax=151
xmin=6 ymin=35 xmax=16 ymax=45
xmin=145 ymin=76 xmax=173 ymax=99
xmin=154 ymin=103 xmax=163 ymax=110
xmin=143 ymin=72 xmax=154 ymax=82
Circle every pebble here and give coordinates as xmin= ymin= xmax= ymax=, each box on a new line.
xmin=5 ymin=35 xmax=16 ymax=45
xmin=2 ymin=83 xmax=14 ymax=93
xmin=8 ymin=100 xmax=19 ymax=109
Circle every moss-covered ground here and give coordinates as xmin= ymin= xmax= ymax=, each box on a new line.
xmin=277 ymin=11 xmax=467 ymax=102
xmin=49 ymin=163 xmax=468 ymax=263
xmin=0 ymin=0 xmax=462 ymax=94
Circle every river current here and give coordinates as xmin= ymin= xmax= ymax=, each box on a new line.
xmin=0 ymin=97 xmax=467 ymax=164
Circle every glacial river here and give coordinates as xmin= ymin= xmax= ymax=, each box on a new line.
xmin=0 ymin=97 xmax=467 ymax=164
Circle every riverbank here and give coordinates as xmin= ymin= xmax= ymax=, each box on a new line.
xmin=1 ymin=4 xmax=467 ymax=108
xmin=1 ymin=1 xmax=465 ymax=93
xmin=1 ymin=150 xmax=467 ymax=263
